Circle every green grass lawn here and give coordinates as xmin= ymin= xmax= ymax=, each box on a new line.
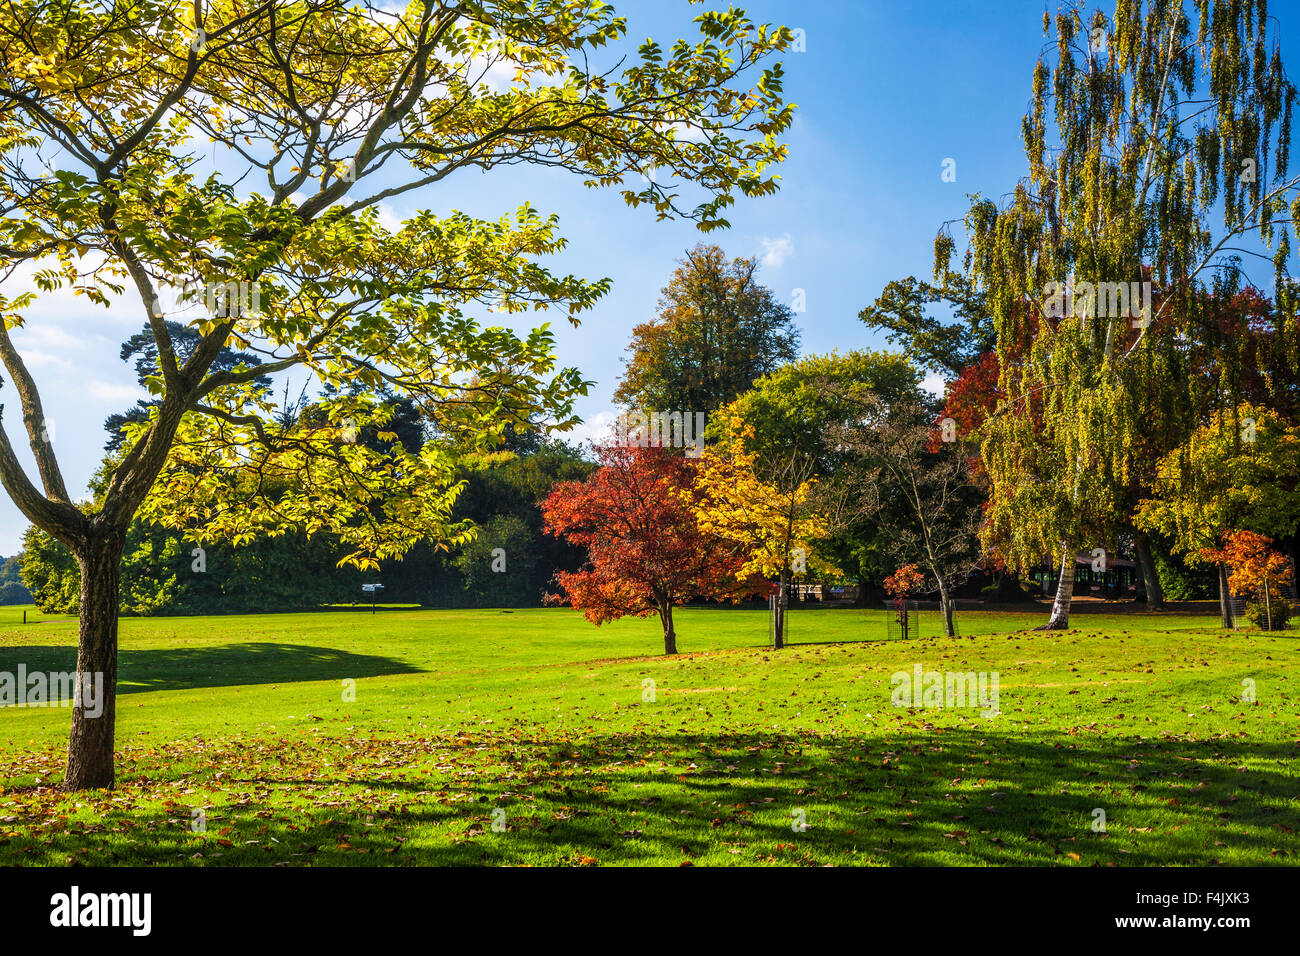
xmin=0 ymin=602 xmax=1297 ymax=866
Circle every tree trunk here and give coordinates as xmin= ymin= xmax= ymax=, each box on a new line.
xmin=1040 ymin=543 xmax=1074 ymax=630
xmin=1264 ymin=575 xmax=1273 ymax=630
xmin=64 ymin=532 xmax=124 ymax=791
xmin=659 ymin=601 xmax=677 ymax=655
xmin=772 ymin=574 xmax=788 ymax=649
xmin=1217 ymin=562 xmax=1233 ymax=629
xmin=1133 ymin=531 xmax=1164 ymax=610
xmin=936 ymin=575 xmax=956 ymax=637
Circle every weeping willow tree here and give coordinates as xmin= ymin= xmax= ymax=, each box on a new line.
xmin=941 ymin=0 xmax=1300 ymax=628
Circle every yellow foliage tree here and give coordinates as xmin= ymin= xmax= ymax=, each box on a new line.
xmin=691 ymin=416 xmax=831 ymax=648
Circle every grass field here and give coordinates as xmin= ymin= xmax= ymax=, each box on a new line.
xmin=0 ymin=603 xmax=1297 ymax=866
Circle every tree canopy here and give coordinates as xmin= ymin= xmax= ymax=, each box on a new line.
xmin=613 ymin=243 xmax=799 ymax=414
xmin=0 ymin=0 xmax=796 ymax=789
xmin=542 ymin=443 xmax=758 ymax=655
xmin=944 ymin=0 xmax=1300 ymax=628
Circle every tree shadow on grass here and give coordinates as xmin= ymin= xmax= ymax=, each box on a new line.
xmin=444 ymin=728 xmax=1300 ymax=867
xmin=0 ymin=643 xmax=421 ymax=694
xmin=2 ymin=726 xmax=1296 ymax=866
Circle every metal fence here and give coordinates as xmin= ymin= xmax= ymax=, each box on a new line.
xmin=1228 ymin=580 xmax=1296 ymax=630
xmin=768 ymin=589 xmax=788 ymax=647
xmin=885 ymin=600 xmax=918 ymax=641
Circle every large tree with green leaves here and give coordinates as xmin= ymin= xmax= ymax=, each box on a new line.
xmin=715 ymin=350 xmax=924 ymax=465
xmin=613 ymin=242 xmax=799 ymax=414
xmin=1135 ymin=402 xmax=1300 ymax=623
xmin=945 ymin=0 xmax=1300 ymax=629
xmin=0 ymin=0 xmax=794 ymax=789
xmin=858 ymin=274 xmax=994 ymax=378
xmin=712 ymin=349 xmax=927 ymax=603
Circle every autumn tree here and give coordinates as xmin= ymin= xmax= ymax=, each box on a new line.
xmin=1202 ymin=529 xmax=1294 ymax=629
xmin=542 ymin=444 xmax=757 ymax=654
xmin=692 ymin=416 xmax=829 ymax=648
xmin=883 ymin=563 xmax=925 ymax=638
xmin=0 ymin=0 xmax=795 ymax=788
xmin=1117 ymin=285 xmax=1300 ymax=612
xmin=613 ymin=243 xmax=799 ymax=414
xmin=714 ymin=350 xmax=925 ymax=599
xmin=970 ymin=286 xmax=1292 ymax=614
xmin=1135 ymin=403 xmax=1300 ymax=625
xmin=830 ymin=400 xmax=982 ymax=638
xmin=945 ymin=1 xmax=1300 ymax=629
xmin=931 ymin=351 xmax=1002 ymax=452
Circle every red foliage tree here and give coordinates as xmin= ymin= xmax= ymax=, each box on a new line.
xmin=939 ymin=351 xmax=1002 ymax=435
xmin=882 ymin=563 xmax=925 ymax=616
xmin=1185 ymin=286 xmax=1300 ymax=423
xmin=542 ymin=444 xmax=759 ymax=654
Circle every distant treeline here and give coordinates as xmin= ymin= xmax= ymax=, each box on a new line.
xmin=0 ymin=555 xmax=31 ymax=605
xmin=19 ymin=430 xmax=592 ymax=616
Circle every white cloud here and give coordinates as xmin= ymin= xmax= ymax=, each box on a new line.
xmin=18 ymin=350 xmax=72 ymax=370
xmin=88 ymin=381 xmax=147 ymax=403
xmin=563 ymin=409 xmax=618 ymax=448
xmin=475 ymin=57 xmax=519 ymax=93
xmin=12 ymin=322 xmax=85 ymax=352
xmin=921 ymin=372 xmax=947 ymax=397
xmin=663 ymin=120 xmax=708 ymax=143
xmin=760 ymin=233 xmax=794 ymax=269
xmin=376 ymin=202 xmax=405 ymax=233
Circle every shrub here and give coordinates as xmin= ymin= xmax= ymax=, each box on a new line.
xmin=1244 ymin=598 xmax=1291 ymax=630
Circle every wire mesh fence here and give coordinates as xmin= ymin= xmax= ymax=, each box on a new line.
xmin=883 ymin=600 xmax=960 ymax=640
xmin=1228 ymin=584 xmax=1296 ymax=631
xmin=768 ymin=589 xmax=789 ymax=648
xmin=885 ymin=600 xmax=918 ymax=641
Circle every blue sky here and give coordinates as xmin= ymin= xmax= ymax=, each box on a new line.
xmin=4 ymin=1 xmax=1295 ymax=554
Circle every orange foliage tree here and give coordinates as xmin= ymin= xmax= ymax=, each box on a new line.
xmin=1201 ymin=530 xmax=1295 ymax=629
